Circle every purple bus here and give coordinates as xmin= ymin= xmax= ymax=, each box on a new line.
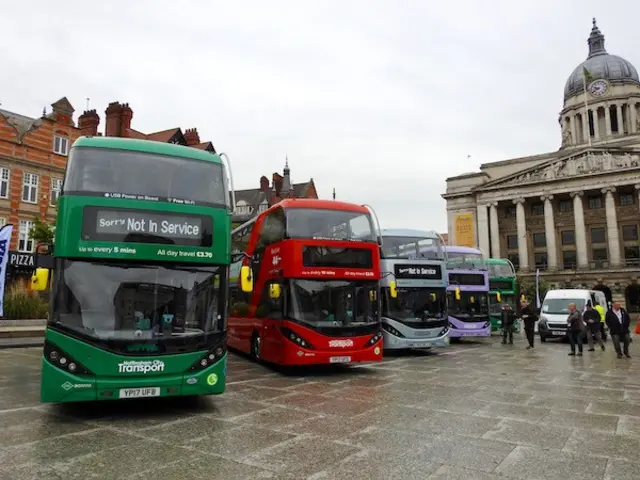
xmin=442 ymin=246 xmax=490 ymax=339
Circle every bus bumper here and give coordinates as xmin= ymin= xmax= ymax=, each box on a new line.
xmin=40 ymin=353 xmax=228 ymax=404
xmin=447 ymin=319 xmax=492 ymax=338
xmin=280 ymin=340 xmax=383 ymax=366
xmin=382 ymin=329 xmax=450 ymax=350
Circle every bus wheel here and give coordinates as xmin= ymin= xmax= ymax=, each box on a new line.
xmin=251 ymin=333 xmax=261 ymax=362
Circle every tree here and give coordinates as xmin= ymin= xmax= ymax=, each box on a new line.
xmin=29 ymin=198 xmax=58 ymax=246
xmin=517 ymin=276 xmax=550 ymax=305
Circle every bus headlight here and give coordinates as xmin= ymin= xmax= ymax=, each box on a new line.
xmin=381 ymin=323 xmax=405 ymax=338
xmin=365 ymin=331 xmax=383 ymax=347
xmin=44 ymin=341 xmax=93 ymax=376
xmin=188 ymin=343 xmax=227 ymax=372
xmin=280 ymin=327 xmax=315 ymax=349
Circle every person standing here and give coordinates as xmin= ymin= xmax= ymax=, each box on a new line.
xmin=594 ymin=302 xmax=606 ymax=339
xmin=584 ymin=302 xmax=605 ymax=352
xmin=605 ymin=301 xmax=631 ymax=358
xmin=566 ymin=303 xmax=585 ymax=356
xmin=520 ymin=300 xmax=537 ymax=350
xmin=501 ymin=304 xmax=516 ymax=345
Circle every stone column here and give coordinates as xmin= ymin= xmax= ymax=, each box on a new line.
xmin=570 ymin=114 xmax=577 ymax=144
xmin=570 ymin=192 xmax=588 ymax=269
xmin=489 ymin=202 xmax=500 ymax=258
xmin=513 ymin=198 xmax=528 ymax=270
xmin=603 ymin=187 xmax=621 ymax=267
xmin=605 ymin=105 xmax=612 ymax=137
xmin=616 ymin=104 xmax=624 ymax=134
xmin=631 ymin=102 xmax=638 ymax=134
xmin=476 ymin=204 xmax=490 ymax=258
xmin=541 ymin=194 xmax=558 ymax=270
xmin=592 ymin=108 xmax=600 ymax=140
xmin=582 ymin=113 xmax=590 ymax=143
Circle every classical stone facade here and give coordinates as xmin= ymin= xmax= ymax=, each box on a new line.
xmin=442 ymin=19 xmax=640 ymax=311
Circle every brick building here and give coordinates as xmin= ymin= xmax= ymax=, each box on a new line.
xmin=232 ymin=159 xmax=318 ymax=227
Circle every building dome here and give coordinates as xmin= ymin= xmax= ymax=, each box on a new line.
xmin=563 ymin=19 xmax=639 ymax=101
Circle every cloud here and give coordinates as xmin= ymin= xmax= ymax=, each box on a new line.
xmin=2 ymin=1 xmax=638 ymax=233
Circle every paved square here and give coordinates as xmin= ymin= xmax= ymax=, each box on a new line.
xmin=1 ymin=337 xmax=639 ymax=479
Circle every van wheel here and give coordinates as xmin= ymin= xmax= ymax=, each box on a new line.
xmin=251 ymin=333 xmax=261 ymax=362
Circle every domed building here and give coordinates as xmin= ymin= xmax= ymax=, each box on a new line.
xmin=442 ymin=19 xmax=640 ymax=310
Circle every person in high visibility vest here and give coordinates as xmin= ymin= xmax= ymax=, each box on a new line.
xmin=594 ymin=303 xmax=606 ymax=339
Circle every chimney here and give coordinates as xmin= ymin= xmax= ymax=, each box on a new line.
xmin=78 ymin=110 xmax=100 ymax=137
xmin=105 ymin=102 xmax=123 ymax=137
xmin=183 ymin=128 xmax=201 ymax=146
xmin=120 ymin=103 xmax=133 ymax=137
xmin=272 ymin=173 xmax=283 ymax=196
xmin=259 ymin=176 xmax=269 ymax=192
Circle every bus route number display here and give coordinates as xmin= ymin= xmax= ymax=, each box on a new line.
xmin=82 ymin=207 xmax=212 ymax=247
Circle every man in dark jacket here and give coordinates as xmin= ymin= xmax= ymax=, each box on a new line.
xmin=567 ymin=303 xmax=585 ymax=356
xmin=584 ymin=302 xmax=605 ymax=352
xmin=520 ymin=300 xmax=537 ymax=350
xmin=501 ymin=304 xmax=516 ymax=345
xmin=605 ymin=301 xmax=631 ymax=358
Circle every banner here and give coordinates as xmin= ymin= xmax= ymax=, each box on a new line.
xmin=454 ymin=213 xmax=474 ymax=247
xmin=0 ymin=224 xmax=14 ymax=317
xmin=535 ymin=268 xmax=541 ymax=309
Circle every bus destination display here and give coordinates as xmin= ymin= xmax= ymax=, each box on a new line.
xmin=82 ymin=207 xmax=212 ymax=246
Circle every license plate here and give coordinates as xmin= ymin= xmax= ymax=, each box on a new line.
xmin=329 ymin=356 xmax=351 ymax=364
xmin=119 ymin=387 xmax=161 ymax=398
xmin=463 ymin=324 xmax=477 ymax=329
xmin=552 ymin=331 xmax=565 ymax=336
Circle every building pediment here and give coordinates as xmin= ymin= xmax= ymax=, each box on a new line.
xmin=475 ymin=148 xmax=640 ymax=192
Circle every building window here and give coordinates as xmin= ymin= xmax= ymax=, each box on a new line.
xmin=507 ymin=253 xmax=519 ymax=269
xmin=50 ymin=178 xmax=63 ymax=205
xmin=622 ymin=225 xmax=638 ymax=242
xmin=534 ymin=252 xmax=547 ymax=269
xmin=620 ymin=193 xmax=634 ymax=206
xmin=590 ymin=227 xmax=606 ymax=244
xmin=0 ymin=217 xmax=6 ymax=228
xmin=562 ymin=250 xmax=577 ymax=269
xmin=18 ymin=220 xmax=34 ymax=252
xmin=532 ymin=233 xmax=546 ymax=247
xmin=0 ymin=168 xmax=9 ymax=199
xmin=558 ymin=199 xmax=573 ymax=212
xmin=587 ymin=195 xmax=602 ymax=209
xmin=506 ymin=235 xmax=518 ymax=250
xmin=53 ymin=136 xmax=69 ymax=156
xmin=625 ymin=246 xmax=640 ymax=266
xmin=22 ymin=173 xmax=39 ymax=203
xmin=530 ymin=203 xmax=544 ymax=216
xmin=561 ymin=230 xmax=575 ymax=245
xmin=505 ymin=206 xmax=516 ymax=218
xmin=592 ymin=248 xmax=608 ymax=261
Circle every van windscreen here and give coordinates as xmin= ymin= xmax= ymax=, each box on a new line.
xmin=542 ymin=298 xmax=586 ymax=314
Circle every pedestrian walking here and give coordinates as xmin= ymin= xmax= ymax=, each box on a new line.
xmin=501 ymin=304 xmax=516 ymax=345
xmin=520 ymin=300 xmax=537 ymax=350
xmin=605 ymin=301 xmax=631 ymax=359
xmin=594 ymin=302 xmax=606 ymax=339
xmin=584 ymin=302 xmax=605 ymax=352
xmin=566 ymin=302 xmax=585 ymax=356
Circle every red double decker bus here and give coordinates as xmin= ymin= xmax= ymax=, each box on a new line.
xmin=227 ymin=199 xmax=384 ymax=366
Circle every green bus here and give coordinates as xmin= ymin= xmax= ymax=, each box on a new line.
xmin=487 ymin=258 xmax=519 ymax=332
xmin=31 ymin=136 xmax=242 ymax=403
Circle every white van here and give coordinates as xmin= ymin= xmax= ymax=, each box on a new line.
xmin=538 ymin=289 xmax=608 ymax=342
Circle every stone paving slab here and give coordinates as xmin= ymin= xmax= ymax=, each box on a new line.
xmin=0 ymin=338 xmax=639 ymax=478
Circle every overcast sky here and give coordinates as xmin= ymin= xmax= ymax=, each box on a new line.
xmin=2 ymin=1 xmax=638 ymax=233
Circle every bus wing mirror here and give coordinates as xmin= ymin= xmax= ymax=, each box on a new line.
xmin=430 ymin=293 xmax=436 ymax=301
xmin=269 ymin=283 xmax=281 ymax=299
xmin=31 ymin=268 xmax=50 ymax=292
xmin=520 ymin=294 xmax=526 ymax=302
xmin=496 ymin=292 xmax=501 ymax=303
xmin=389 ymin=281 xmax=398 ymax=299
xmin=455 ymin=287 xmax=461 ymax=300
xmin=240 ymin=266 xmax=253 ymax=293
xmin=369 ymin=290 xmax=377 ymax=302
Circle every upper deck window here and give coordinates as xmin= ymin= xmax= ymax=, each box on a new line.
xmin=64 ymin=147 xmax=227 ymax=207
xmin=446 ymin=251 xmax=487 ymax=270
xmin=488 ymin=262 xmax=516 ymax=278
xmin=381 ymin=236 xmax=443 ymax=260
xmin=285 ymin=208 xmax=375 ymax=242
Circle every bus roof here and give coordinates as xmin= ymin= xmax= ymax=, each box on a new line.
xmin=73 ymin=136 xmax=223 ymax=164
xmin=486 ymin=258 xmax=511 ymax=265
xmin=270 ymin=198 xmax=370 ymax=213
xmin=381 ymin=228 xmax=441 ymax=239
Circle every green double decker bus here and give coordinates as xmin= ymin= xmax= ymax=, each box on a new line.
xmin=487 ymin=258 xmax=519 ymax=332
xmin=32 ymin=136 xmax=236 ymax=403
